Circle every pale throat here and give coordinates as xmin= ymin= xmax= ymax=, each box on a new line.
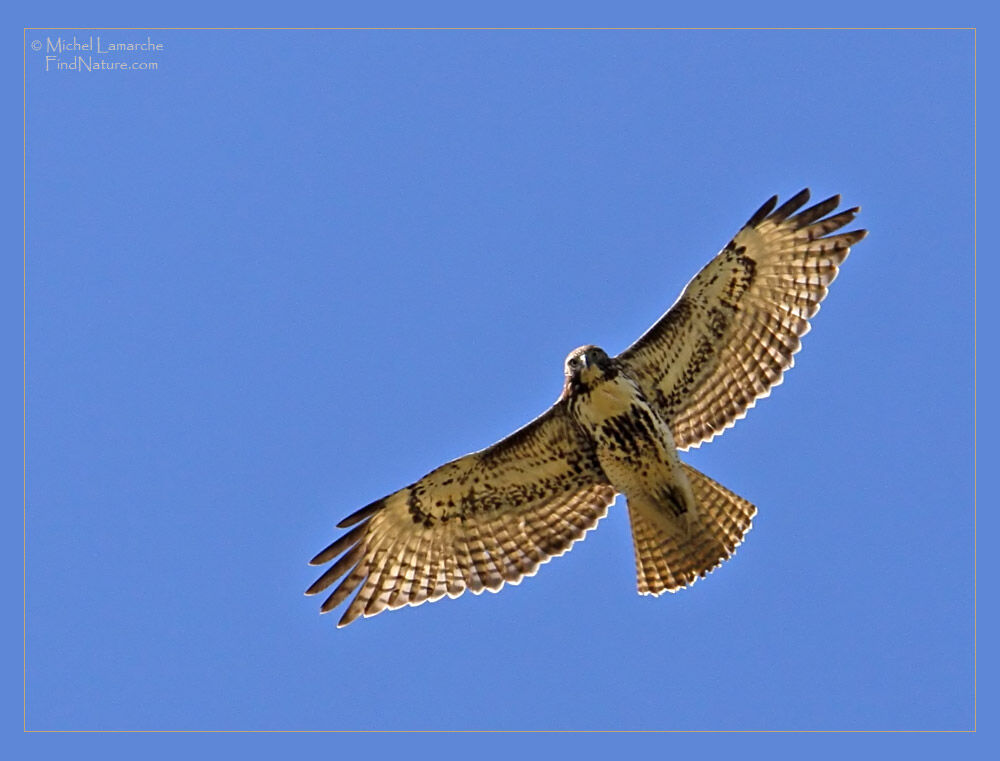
xmin=579 ymin=373 xmax=644 ymax=420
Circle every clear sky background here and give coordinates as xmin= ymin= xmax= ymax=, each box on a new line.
xmin=24 ymin=25 xmax=976 ymax=741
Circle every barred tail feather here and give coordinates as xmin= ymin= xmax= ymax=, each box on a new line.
xmin=681 ymin=463 xmax=756 ymax=554
xmin=628 ymin=465 xmax=756 ymax=596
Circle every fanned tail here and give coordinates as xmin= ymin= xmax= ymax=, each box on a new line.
xmin=628 ymin=464 xmax=756 ymax=596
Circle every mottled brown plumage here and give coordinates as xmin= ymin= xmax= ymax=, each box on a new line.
xmin=307 ymin=189 xmax=866 ymax=626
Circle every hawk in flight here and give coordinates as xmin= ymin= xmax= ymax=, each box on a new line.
xmin=307 ymin=189 xmax=866 ymax=627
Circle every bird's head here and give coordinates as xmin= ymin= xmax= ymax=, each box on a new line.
xmin=562 ymin=345 xmax=614 ymax=397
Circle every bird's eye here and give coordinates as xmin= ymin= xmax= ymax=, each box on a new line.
xmin=569 ymin=357 xmax=580 ymax=369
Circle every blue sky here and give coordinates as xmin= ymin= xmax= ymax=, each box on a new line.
xmin=23 ymin=27 xmax=975 ymax=737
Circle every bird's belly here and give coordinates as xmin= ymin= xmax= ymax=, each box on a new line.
xmin=574 ymin=380 xmax=678 ymax=488
xmin=591 ymin=407 xmax=676 ymax=491
xmin=573 ymin=377 xmax=694 ymax=523
xmin=594 ymin=412 xmax=696 ymax=527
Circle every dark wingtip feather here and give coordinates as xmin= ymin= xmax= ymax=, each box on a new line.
xmin=336 ymin=498 xmax=384 ymax=528
xmin=306 ymin=544 xmax=365 ymax=596
xmin=745 ymin=195 xmax=779 ymax=228
xmin=324 ymin=571 xmax=366 ymax=616
xmin=791 ymin=194 xmax=842 ymax=228
xmin=308 ymin=522 xmax=368 ymax=566
xmin=768 ymin=188 xmax=812 ymax=224
xmin=835 ymin=206 xmax=861 ymax=226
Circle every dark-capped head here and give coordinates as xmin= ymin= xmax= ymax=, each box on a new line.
xmin=561 ymin=345 xmax=614 ymax=397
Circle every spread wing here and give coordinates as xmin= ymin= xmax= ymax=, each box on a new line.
xmin=306 ymin=402 xmax=616 ymax=627
xmin=618 ymin=189 xmax=867 ymax=450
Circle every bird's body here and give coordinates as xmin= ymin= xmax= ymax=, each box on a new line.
xmin=565 ymin=347 xmax=697 ymax=537
xmin=307 ymin=188 xmax=867 ymax=626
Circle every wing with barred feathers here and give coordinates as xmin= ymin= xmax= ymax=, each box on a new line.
xmin=617 ymin=189 xmax=867 ymax=450
xmin=306 ymin=401 xmax=616 ymax=627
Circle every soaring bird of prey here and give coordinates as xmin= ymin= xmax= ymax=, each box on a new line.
xmin=307 ymin=189 xmax=866 ymax=627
